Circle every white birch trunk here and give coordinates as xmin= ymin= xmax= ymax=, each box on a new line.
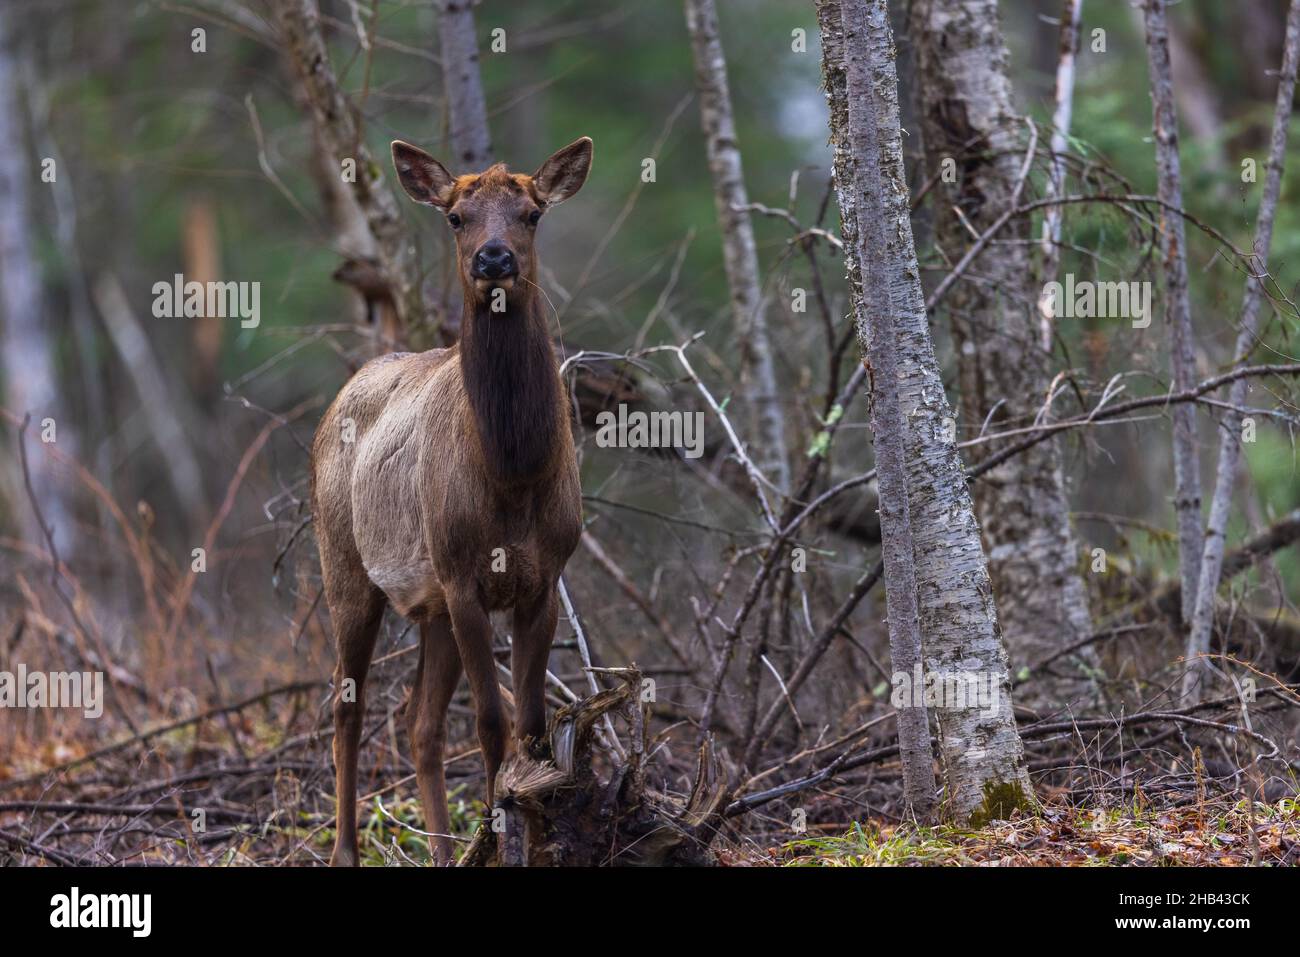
xmin=910 ymin=0 xmax=1096 ymax=683
xmin=1183 ymin=0 xmax=1300 ymax=703
xmin=1143 ymin=0 xmax=1205 ymax=642
xmin=820 ymin=0 xmax=1034 ymax=824
xmin=436 ymin=0 xmax=493 ymax=171
xmin=0 ymin=9 xmax=73 ymax=553
xmin=840 ymin=40 xmax=938 ymax=812
xmin=684 ymin=0 xmax=791 ymax=494
xmin=1039 ymin=0 xmax=1083 ymax=351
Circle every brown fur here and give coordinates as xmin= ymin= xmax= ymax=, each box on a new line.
xmin=312 ymin=138 xmax=591 ymax=865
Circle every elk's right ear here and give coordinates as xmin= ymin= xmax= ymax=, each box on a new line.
xmin=392 ymin=141 xmax=456 ymax=208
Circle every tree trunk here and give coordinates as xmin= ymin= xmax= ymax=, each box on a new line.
xmin=458 ymin=667 xmax=723 ymax=866
xmin=837 ymin=6 xmax=938 ymax=818
xmin=93 ymin=274 xmax=207 ymax=521
xmin=1039 ymin=0 xmax=1083 ymax=351
xmin=278 ymin=0 xmax=416 ymax=335
xmin=819 ymin=0 xmax=1034 ymax=825
xmin=432 ymin=0 xmax=493 ymax=339
xmin=0 ymin=9 xmax=73 ymax=552
xmin=1184 ymin=0 xmax=1300 ymax=703
xmin=1126 ymin=3 xmax=1227 ymax=175
xmin=436 ymin=0 xmax=493 ymax=171
xmin=1143 ymin=0 xmax=1204 ymax=646
xmin=910 ymin=0 xmax=1096 ymax=684
xmin=684 ymin=0 xmax=791 ymax=494
xmin=282 ymin=48 xmax=393 ymax=351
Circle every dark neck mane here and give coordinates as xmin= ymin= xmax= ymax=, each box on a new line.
xmin=459 ymin=289 xmax=560 ymax=483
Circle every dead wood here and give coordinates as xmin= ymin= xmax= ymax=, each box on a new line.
xmin=459 ymin=667 xmax=725 ymax=866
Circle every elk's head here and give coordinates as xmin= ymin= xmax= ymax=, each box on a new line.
xmin=391 ymin=137 xmax=593 ymax=307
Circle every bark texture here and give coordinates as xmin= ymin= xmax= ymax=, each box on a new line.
xmin=840 ymin=34 xmax=938 ymax=812
xmin=283 ymin=48 xmax=393 ymax=349
xmin=1184 ymin=0 xmax=1300 ymax=703
xmin=684 ymin=0 xmax=791 ymax=494
xmin=436 ymin=0 xmax=493 ymax=171
xmin=278 ymin=0 xmax=416 ymax=333
xmin=1143 ymin=0 xmax=1205 ymax=640
xmin=457 ymin=668 xmax=723 ymax=866
xmin=820 ymin=0 xmax=1034 ymax=825
xmin=910 ymin=0 xmax=1095 ymax=681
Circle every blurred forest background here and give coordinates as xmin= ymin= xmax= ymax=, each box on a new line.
xmin=1 ymin=0 xmax=1298 ymax=865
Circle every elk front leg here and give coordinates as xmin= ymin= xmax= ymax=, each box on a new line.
xmin=511 ymin=588 xmax=558 ymax=751
xmin=325 ymin=572 xmax=385 ymax=867
xmin=407 ymin=615 xmax=463 ymax=865
xmin=445 ymin=587 xmax=510 ymax=809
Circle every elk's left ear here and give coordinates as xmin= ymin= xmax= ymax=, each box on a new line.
xmin=532 ymin=137 xmax=593 ymax=208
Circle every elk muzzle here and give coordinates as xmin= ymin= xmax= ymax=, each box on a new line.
xmin=472 ymin=240 xmax=518 ymax=281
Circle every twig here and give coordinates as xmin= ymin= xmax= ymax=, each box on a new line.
xmin=557 ymin=576 xmax=625 ymax=760
xmin=15 ymin=415 xmax=143 ymax=733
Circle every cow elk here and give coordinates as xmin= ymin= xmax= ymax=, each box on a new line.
xmin=311 ymin=137 xmax=593 ymax=865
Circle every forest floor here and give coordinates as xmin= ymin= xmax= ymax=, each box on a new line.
xmin=4 ymin=681 xmax=1298 ymax=866
xmin=773 ymin=798 xmax=1300 ymax=867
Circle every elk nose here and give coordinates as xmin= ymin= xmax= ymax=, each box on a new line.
xmin=472 ymin=241 xmax=517 ymax=280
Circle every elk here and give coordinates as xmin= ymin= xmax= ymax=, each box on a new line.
xmin=311 ymin=137 xmax=592 ymax=866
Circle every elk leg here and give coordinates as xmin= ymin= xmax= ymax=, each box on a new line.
xmin=407 ymin=614 xmax=462 ymax=865
xmin=511 ymin=588 xmax=558 ymax=750
xmin=325 ymin=568 xmax=385 ymax=867
xmin=445 ymin=588 xmax=510 ymax=809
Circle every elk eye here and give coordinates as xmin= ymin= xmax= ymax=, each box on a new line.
xmin=447 ymin=212 xmax=462 ymax=228
xmin=528 ymin=209 xmax=542 ymax=226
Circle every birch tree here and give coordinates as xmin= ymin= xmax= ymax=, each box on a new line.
xmin=0 ymin=8 xmax=72 ymax=552
xmin=684 ymin=0 xmax=791 ymax=494
xmin=1038 ymin=0 xmax=1083 ymax=351
xmin=820 ymin=0 xmax=1034 ymax=824
xmin=908 ymin=0 xmax=1095 ymax=689
xmin=1143 ymin=0 xmax=1204 ymax=638
xmin=1184 ymin=0 xmax=1300 ymax=702
xmin=436 ymin=0 xmax=493 ymax=171
xmin=837 ymin=25 xmax=937 ymax=818
xmin=424 ymin=1 xmax=494 ymax=338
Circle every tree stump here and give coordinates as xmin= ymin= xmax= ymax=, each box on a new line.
xmin=459 ymin=667 xmax=724 ymax=866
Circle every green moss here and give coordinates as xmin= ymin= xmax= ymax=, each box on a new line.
xmin=967 ymin=778 xmax=1037 ymax=828
xmin=784 ymin=821 xmax=977 ymax=866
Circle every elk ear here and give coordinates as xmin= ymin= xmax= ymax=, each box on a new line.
xmin=532 ymin=136 xmax=593 ymax=207
xmin=392 ymin=140 xmax=456 ymax=208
